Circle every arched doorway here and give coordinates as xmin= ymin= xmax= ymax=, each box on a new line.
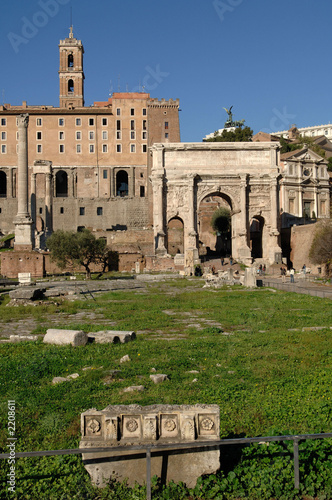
xmin=116 ymin=170 xmax=129 ymax=197
xmin=198 ymin=193 xmax=232 ymax=258
xmin=56 ymin=170 xmax=68 ymax=197
xmin=250 ymin=216 xmax=264 ymax=259
xmin=167 ymin=217 xmax=184 ymax=255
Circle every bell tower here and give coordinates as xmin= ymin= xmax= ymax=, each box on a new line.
xmin=59 ymin=26 xmax=84 ymax=108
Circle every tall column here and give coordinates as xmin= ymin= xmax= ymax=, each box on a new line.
xmin=14 ymin=114 xmax=33 ymax=250
xmin=268 ymin=177 xmax=282 ymax=263
xmin=45 ymin=172 xmax=52 ymax=236
xmin=7 ymin=169 xmax=13 ymax=199
xmin=30 ymin=172 xmax=37 ymax=225
xmin=237 ymin=176 xmax=251 ymax=263
xmin=152 ymin=173 xmax=166 ymax=254
xmin=131 ymin=168 xmax=135 ymax=197
xmin=187 ymin=173 xmax=197 ymax=248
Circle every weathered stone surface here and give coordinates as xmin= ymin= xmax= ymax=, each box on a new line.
xmin=43 ymin=329 xmax=88 ymax=346
xmin=9 ymin=335 xmax=39 ymax=343
xmin=244 ymin=268 xmax=257 ymax=288
xmin=9 ymin=287 xmax=44 ymax=301
xmin=150 ymin=374 xmax=169 ymax=384
xmin=122 ymin=385 xmax=145 ymax=393
xmin=88 ymin=330 xmax=136 ymax=344
xmin=80 ymin=404 xmax=220 ymax=488
xmin=120 ymin=354 xmax=131 ymax=363
xmin=52 ymin=373 xmax=80 ymax=384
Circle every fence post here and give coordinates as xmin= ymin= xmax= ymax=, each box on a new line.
xmin=293 ymin=438 xmax=300 ymax=489
xmin=146 ymin=448 xmax=151 ymax=500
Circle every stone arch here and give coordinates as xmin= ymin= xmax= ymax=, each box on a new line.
xmin=198 ymin=192 xmax=232 ymax=257
xmin=0 ymin=170 xmax=7 ymax=197
xmin=55 ymin=170 xmax=68 ymax=197
xmin=250 ymin=215 xmax=264 ymax=259
xmin=116 ymin=170 xmax=129 ymax=197
xmin=167 ymin=216 xmax=184 ymax=255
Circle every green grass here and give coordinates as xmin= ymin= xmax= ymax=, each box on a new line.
xmin=0 ymin=279 xmax=331 ymax=499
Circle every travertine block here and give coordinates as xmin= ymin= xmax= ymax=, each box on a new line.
xmin=43 ymin=329 xmax=88 ymax=346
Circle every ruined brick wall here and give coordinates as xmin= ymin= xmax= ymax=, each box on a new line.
xmin=290 ymin=222 xmax=323 ymax=273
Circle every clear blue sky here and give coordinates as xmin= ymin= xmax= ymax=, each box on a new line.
xmin=1 ymin=0 xmax=331 ymax=141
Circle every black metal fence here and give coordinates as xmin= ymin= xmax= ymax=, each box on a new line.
xmin=1 ymin=432 xmax=331 ymax=500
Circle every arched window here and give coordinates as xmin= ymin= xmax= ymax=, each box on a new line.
xmin=0 ymin=171 xmax=7 ymax=197
xmin=68 ymin=79 xmax=74 ymax=93
xmin=68 ymin=54 xmax=74 ymax=68
xmin=56 ymin=170 xmax=68 ymax=197
xmin=116 ymin=170 xmax=129 ymax=197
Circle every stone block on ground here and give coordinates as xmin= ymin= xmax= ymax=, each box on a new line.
xmin=43 ymin=329 xmax=88 ymax=346
xmin=88 ymin=330 xmax=136 ymax=344
xmin=9 ymin=287 xmax=44 ymax=301
xmin=150 ymin=374 xmax=169 ymax=384
xmin=122 ymin=385 xmax=145 ymax=393
xmin=120 ymin=355 xmax=131 ymax=363
xmin=9 ymin=335 xmax=39 ymax=343
xmin=80 ymin=404 xmax=220 ymax=488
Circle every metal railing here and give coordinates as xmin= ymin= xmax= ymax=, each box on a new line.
xmin=1 ymin=432 xmax=331 ymax=500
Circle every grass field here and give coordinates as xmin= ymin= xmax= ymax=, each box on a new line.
xmin=0 ymin=278 xmax=331 ymax=499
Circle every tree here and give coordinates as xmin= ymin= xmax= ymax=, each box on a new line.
xmin=309 ymin=221 xmax=332 ymax=276
xmin=211 ymin=207 xmax=231 ymax=233
xmin=204 ymin=126 xmax=253 ymax=142
xmin=47 ymin=229 xmax=114 ymax=278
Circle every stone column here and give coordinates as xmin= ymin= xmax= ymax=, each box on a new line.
xmin=14 ymin=114 xmax=33 ymax=250
xmin=7 ymin=169 xmax=13 ymax=199
xmin=237 ymin=176 xmax=251 ymax=263
xmin=45 ymin=172 xmax=52 ymax=236
xmin=131 ymin=167 xmax=135 ymax=197
xmin=186 ymin=173 xmax=197 ymax=248
xmin=30 ymin=172 xmax=37 ymax=225
xmin=268 ymin=177 xmax=282 ymax=263
xmin=152 ymin=173 xmax=166 ymax=254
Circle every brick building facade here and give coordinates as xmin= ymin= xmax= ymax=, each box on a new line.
xmin=0 ymin=28 xmax=180 ymax=260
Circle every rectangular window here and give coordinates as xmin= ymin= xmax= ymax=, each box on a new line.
xmin=60 ymin=207 xmax=64 ymax=214
xmin=117 ymin=120 xmax=121 ymax=131
xmin=320 ymin=200 xmax=326 ymax=215
xmin=142 ymin=144 xmax=147 ymax=153
xmin=142 ymin=108 xmax=147 ymax=116
xmin=97 ymin=207 xmax=103 ymax=216
xmin=320 ymin=167 xmax=325 ymax=178
xmin=37 ymin=144 xmax=42 ymax=153
xmin=116 ymin=108 xmax=121 ymax=116
xmin=131 ymin=120 xmax=135 ymax=130
xmin=142 ymin=120 xmax=147 ymax=130
xmin=102 ymin=130 xmax=108 ymax=140
xmin=165 ymin=122 xmax=169 ymax=129
xmin=102 ymin=118 xmax=107 ymax=126
xmin=39 ymin=207 xmax=43 ymax=214
xmin=103 ymin=170 xmax=108 ymax=179
xmin=59 ymin=131 xmax=64 ymax=140
xmin=142 ymin=131 xmax=147 ymax=140
xmin=16 ymin=132 xmax=19 ymax=140
xmin=116 ymin=144 xmax=121 ymax=153
xmin=76 ymin=118 xmax=81 ymax=126
xmin=59 ymin=118 xmax=64 ymax=126
xmin=130 ymin=144 xmax=135 ymax=153
xmin=131 ymin=108 xmax=135 ymax=116
xmin=76 ymin=144 xmax=81 ymax=153
xmin=289 ymin=199 xmax=294 ymax=214
xmin=116 ymin=131 xmax=121 ymax=140
xmin=131 ymin=131 xmax=135 ymax=140
xmin=140 ymin=185 xmax=145 ymax=197
xmin=89 ymin=131 xmax=94 ymax=140
xmin=1 ymin=119 xmax=6 ymax=126
xmin=1 ymin=145 xmax=6 ymax=153
xmin=59 ymin=144 xmax=64 ymax=153
xmin=76 ymin=131 xmax=81 ymax=140
xmin=89 ymin=118 xmax=94 ymax=126
xmin=89 ymin=144 xmax=95 ymax=153
xmin=37 ymin=131 xmax=42 ymax=140
xmin=102 ymin=144 xmax=107 ymax=153
xmin=165 ymin=133 xmax=169 ymax=138
xmin=79 ymin=207 xmax=85 ymax=216
xmin=289 ymin=165 xmax=293 ymax=175
xmin=1 ymin=132 xmax=6 ymax=140
xmin=36 ymin=118 xmax=42 ymax=126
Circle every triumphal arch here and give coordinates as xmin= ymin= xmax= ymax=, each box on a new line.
xmin=150 ymin=142 xmax=282 ymax=268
